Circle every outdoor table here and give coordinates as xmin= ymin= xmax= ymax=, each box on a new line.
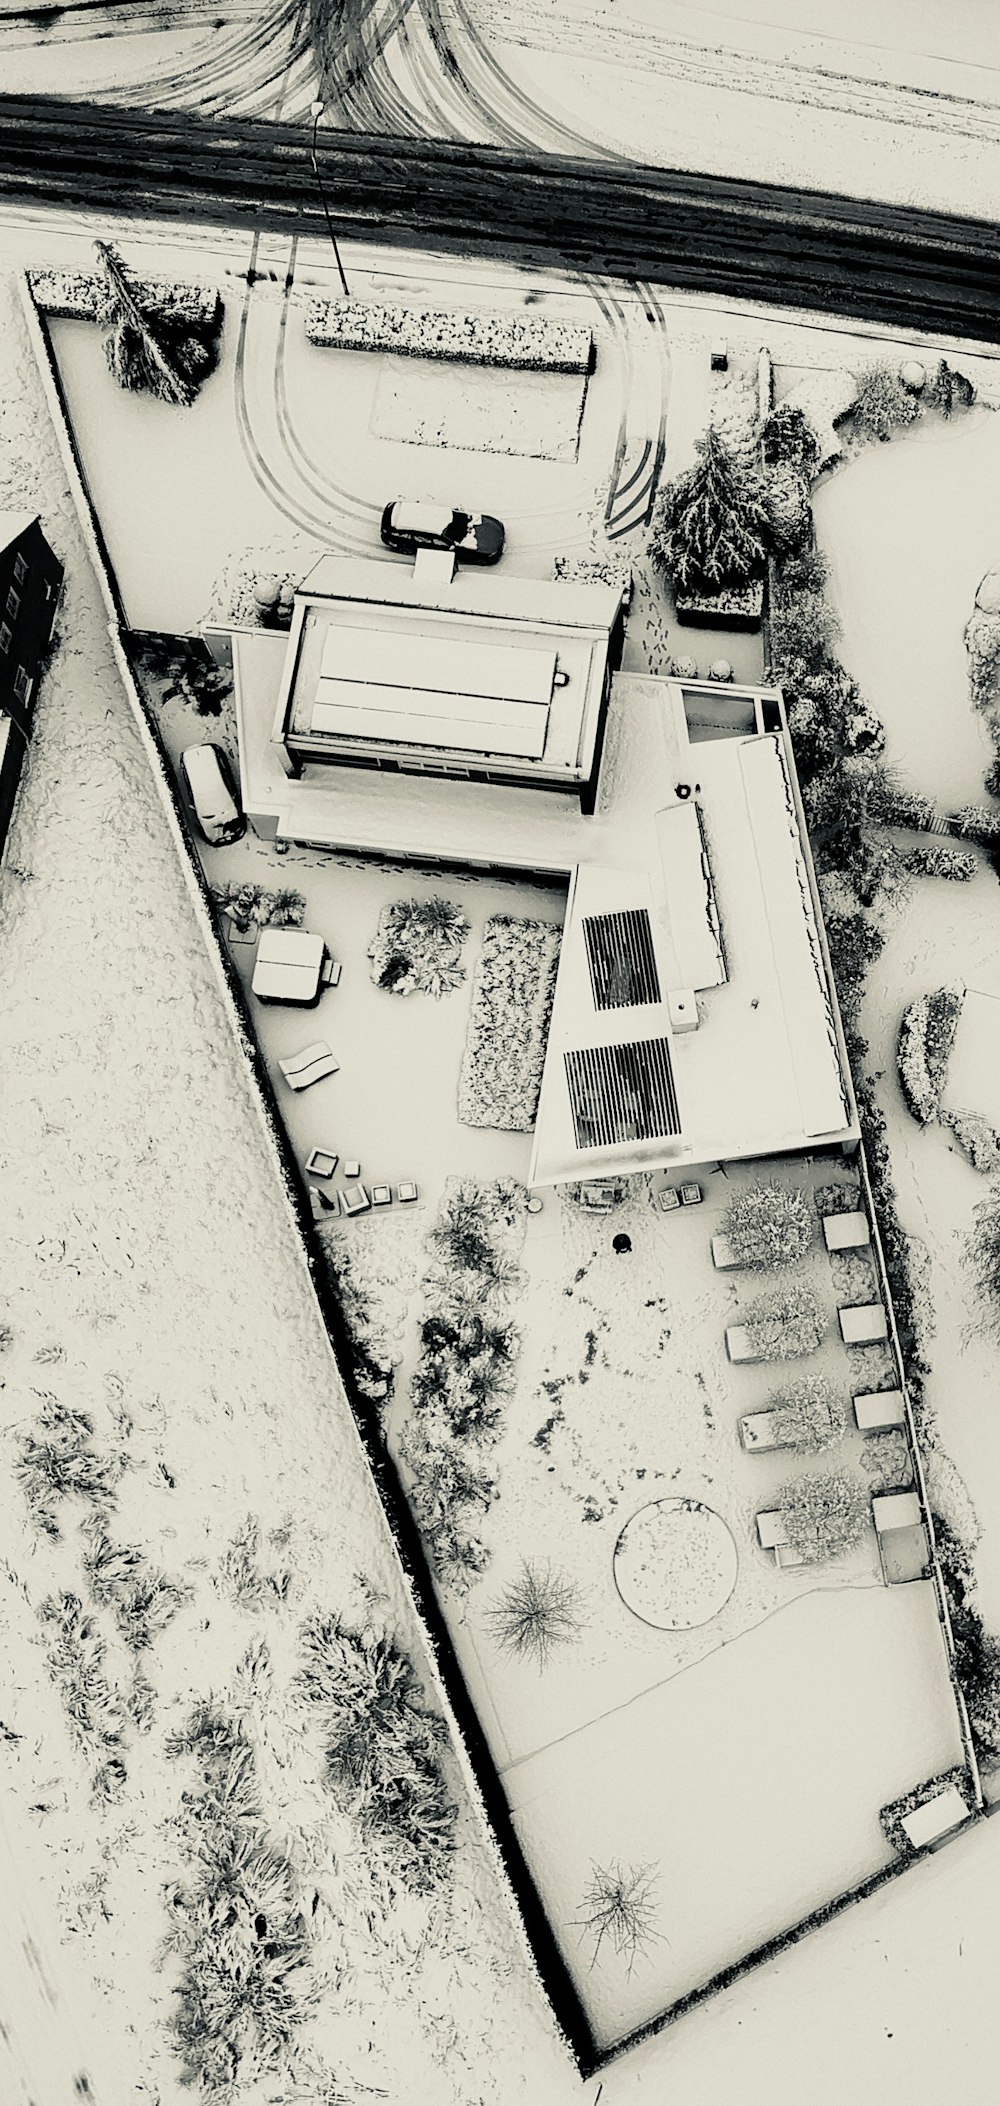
xmin=252 ymin=928 xmax=325 ymax=1005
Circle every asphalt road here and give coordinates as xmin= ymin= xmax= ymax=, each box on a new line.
xmin=2 ymin=94 xmax=1000 ymax=342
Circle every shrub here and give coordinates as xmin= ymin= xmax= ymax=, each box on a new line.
xmin=941 ymin=1109 xmax=1000 ymax=1174
xmin=486 ymin=1562 xmax=584 ymax=1666
xmin=769 ymin=590 xmax=842 ymax=674
xmin=367 ymin=896 xmax=470 ymax=998
xmin=37 ymin=1591 xmax=127 ymax=1763
xmin=213 ymin=879 xmax=275 ymax=933
xmin=776 ymin=1468 xmax=869 ymax=1561
xmin=575 ymin=1861 xmax=661 ymax=1972
xmin=765 ymin=463 xmax=812 ymax=556
xmin=880 ymin=1767 xmax=975 ymax=1857
xmin=769 ymin=1374 xmax=846 ymax=1452
xmin=94 ymin=240 xmax=220 ymax=405
xmin=925 ymin=360 xmax=975 ymax=416
xmin=761 ymin=402 xmax=819 ymax=472
xmin=860 ymin=1429 xmax=912 ymax=1491
xmin=949 ymin=802 xmax=1000 ymax=848
xmin=648 ymin=425 xmax=770 ymax=596
xmin=850 ymin=361 xmax=921 ymax=443
xmin=217 ymin=1517 xmax=294 ymax=1610
xmin=742 ymin=1279 xmax=827 ymax=1361
xmin=963 ymin=610 xmax=1000 ymax=712
xmin=163 ymin=1701 xmax=315 ymax=2092
xmin=895 ymin=989 xmax=963 ymax=1124
xmin=458 ymin=915 xmax=561 ymax=1131
xmin=776 ymin=546 xmax=829 ymax=595
xmin=15 ymin=1399 xmax=126 ymax=1540
xmin=81 ymin=1517 xmax=191 ymax=1652
xmin=266 ymin=887 xmax=306 ymax=928
xmin=296 ymin=1617 xmax=456 ymax=1891
xmin=722 ymin=1179 xmax=813 ymax=1269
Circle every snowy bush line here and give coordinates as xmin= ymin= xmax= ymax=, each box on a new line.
xmin=879 ymin=1765 xmax=975 ymax=1858
xmin=400 ymin=1178 xmax=527 ymax=1589
xmin=458 ymin=915 xmax=561 ymax=1131
xmin=895 ymin=989 xmax=963 ymax=1125
xmin=940 ymin=1108 xmax=1000 ymax=1174
xmin=305 ymin=299 xmax=593 ymax=372
xmin=775 ymin=1466 xmax=868 ymax=1561
xmin=28 ymin=266 xmax=221 ymax=328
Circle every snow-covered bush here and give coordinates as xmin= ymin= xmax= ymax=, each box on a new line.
xmin=761 ymin=402 xmax=819 ymax=472
xmin=401 ymin=1179 xmax=527 ymax=1587
xmin=38 ymin=1591 xmax=128 ymax=1771
xmin=880 ymin=1767 xmax=975 ymax=1858
xmin=552 ymin=553 xmax=632 ymax=600
xmin=722 ymin=1179 xmax=813 ymax=1269
xmin=648 ymin=425 xmax=770 ymax=597
xmin=741 ymin=1279 xmax=826 ymax=1361
xmin=942 ymin=1109 xmax=1000 ymax=1174
xmin=81 ymin=1517 xmax=191 ymax=1653
xmin=949 ymin=803 xmax=1000 ymax=848
xmin=849 ymin=361 xmax=921 ymax=443
xmin=458 ymin=915 xmax=561 ymax=1131
xmin=163 ymin=1701 xmax=317 ymax=2090
xmin=902 ymin=844 xmax=977 ymax=882
xmin=367 ymin=896 xmax=470 ymax=998
xmin=318 ymin=1232 xmax=407 ymax=1410
xmin=861 ymin=1429 xmax=912 ymax=1491
xmin=295 ymin=1618 xmax=456 ymax=1891
xmin=765 ymin=462 xmax=812 ymax=555
xmin=966 ymin=1185 xmax=1000 ymax=1340
xmin=964 ymin=607 xmax=1000 ymax=712
xmin=775 ymin=1467 xmax=869 ymax=1561
xmin=305 ymin=299 xmax=593 ymax=371
xmin=769 ymin=588 xmax=842 ymax=672
xmin=769 ymin=1374 xmax=846 ymax=1452
xmin=15 ymin=1397 xmax=126 ymax=1540
xmin=29 ymin=263 xmax=220 ymax=328
xmin=486 ymin=1561 xmax=584 ymax=1667
xmin=896 ymin=989 xmax=963 ymax=1125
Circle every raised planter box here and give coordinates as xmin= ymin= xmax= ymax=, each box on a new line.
xmin=839 ymin=1302 xmax=888 ymax=1345
xmin=853 ymin=1388 xmax=906 ymax=1432
xmin=674 ymin=579 xmax=764 ymax=631
xmin=822 ymin=1209 xmax=870 ymax=1252
xmin=304 ymin=298 xmax=593 ymax=372
xmin=28 ymin=267 xmax=221 ymax=327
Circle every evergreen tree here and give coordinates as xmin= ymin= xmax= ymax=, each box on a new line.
xmin=649 ymin=425 xmax=770 ymax=596
xmin=94 ymin=241 xmax=217 ymax=407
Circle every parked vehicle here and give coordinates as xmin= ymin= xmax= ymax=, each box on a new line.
xmin=179 ymin=742 xmax=246 ymax=845
xmin=380 ymin=500 xmax=505 ymax=565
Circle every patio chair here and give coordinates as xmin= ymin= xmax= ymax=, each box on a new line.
xmin=839 ymin=1302 xmax=888 ymax=1345
xmin=320 ymin=956 xmax=342 ymax=988
xmin=278 ymin=1042 xmax=339 ymax=1091
xmin=822 ymin=1209 xmax=870 ymax=1253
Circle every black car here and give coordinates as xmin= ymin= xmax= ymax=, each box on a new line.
xmin=380 ymin=500 xmax=505 ymax=565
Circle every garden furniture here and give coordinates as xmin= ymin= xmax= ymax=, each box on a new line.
xmin=396 ymin=1182 xmax=419 ymax=1203
xmin=711 ymin=1233 xmax=740 ymax=1270
xmin=228 ymin=918 xmax=257 ymax=947
xmin=252 ymin=928 xmax=325 ymax=1005
xmin=371 ymin=1185 xmax=391 ymax=1206
xmin=822 ymin=1209 xmax=870 ymax=1252
xmin=900 ymin=1787 xmax=972 ymax=1852
xmin=680 ymin=1182 xmax=703 ymax=1206
xmin=305 ymin=1147 xmax=338 ymax=1178
xmin=320 ymin=956 xmax=342 ymax=987
xmin=526 ymin=1195 xmax=544 ymax=1214
xmin=340 ymin=1183 xmax=371 ymax=1216
xmin=343 ymin=1159 xmax=361 ymax=1180
xmin=580 ymin=1182 xmax=615 ymax=1211
xmin=278 ymin=1042 xmax=339 ymax=1091
xmin=853 ymin=1388 xmax=906 ymax=1432
xmin=725 ymin=1324 xmax=760 ymax=1364
xmin=839 ymin=1302 xmax=888 ymax=1345
xmin=774 ymin=1541 xmax=807 ymax=1570
xmin=656 ymin=1186 xmax=681 ymax=1213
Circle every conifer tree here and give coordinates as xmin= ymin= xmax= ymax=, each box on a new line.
xmin=94 ymin=241 xmax=217 ymax=406
xmin=649 ymin=424 xmax=770 ymax=596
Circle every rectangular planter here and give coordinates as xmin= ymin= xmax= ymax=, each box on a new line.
xmin=674 ymin=580 xmax=764 ymax=630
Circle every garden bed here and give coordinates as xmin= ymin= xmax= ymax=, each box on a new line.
xmin=458 ymin=915 xmax=562 ymax=1132
xmin=674 ymin=580 xmax=764 ymax=629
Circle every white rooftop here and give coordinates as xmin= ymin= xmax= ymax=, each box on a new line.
xmin=941 ymin=987 xmax=1000 ymax=1131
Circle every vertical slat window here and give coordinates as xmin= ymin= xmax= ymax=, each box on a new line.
xmin=582 ymin=909 xmax=661 ymax=1009
xmin=564 ymin=1038 xmax=680 ymax=1148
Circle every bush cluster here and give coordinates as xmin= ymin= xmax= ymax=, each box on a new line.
xmin=941 ymin=1109 xmax=1000 ymax=1175
xmin=879 ymin=1765 xmax=975 ymax=1858
xmin=367 ymin=895 xmax=470 ymax=999
xmin=769 ymin=1374 xmax=846 ymax=1452
xmin=966 ymin=1186 xmax=1000 ymax=1341
xmin=296 ymin=1617 xmax=456 ymax=1891
xmin=400 ymin=1179 xmax=526 ymax=1587
xmin=933 ymin=1514 xmax=1000 ymax=1764
xmin=722 ymin=1179 xmax=813 ymax=1270
xmin=848 ymin=361 xmax=921 ymax=444
xmin=15 ymin=1398 xmax=127 ymax=1541
xmin=742 ymin=1278 xmax=827 ymax=1361
xmin=895 ymin=989 xmax=963 ymax=1125
xmin=776 ymin=1467 xmax=869 ymax=1561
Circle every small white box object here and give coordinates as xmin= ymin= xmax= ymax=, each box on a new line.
xmin=667 ymin=988 xmax=699 ymax=1034
xmin=340 ymin=1183 xmax=371 ymax=1216
xmin=657 ymin=1186 xmax=681 ymax=1213
xmin=726 ymin=1324 xmax=759 ymax=1364
xmin=305 ymin=1147 xmax=338 ymax=1178
xmin=900 ymin=1786 xmax=971 ymax=1851
xmin=756 ymin=1509 xmax=789 ymax=1550
xmin=854 ymin=1388 xmax=905 ymax=1432
xmin=710 ymin=340 xmax=729 ymax=371
xmin=823 ymin=1209 xmax=870 ymax=1252
xmin=343 ymin=1159 xmax=361 ymax=1181
xmin=396 ymin=1181 xmax=419 ymax=1203
xmin=680 ymin=1182 xmax=703 ymax=1206
xmin=371 ymin=1184 xmax=391 ymax=1206
xmin=839 ymin=1302 xmax=888 ymax=1345
xmin=872 ymin=1491 xmax=922 ymax=1534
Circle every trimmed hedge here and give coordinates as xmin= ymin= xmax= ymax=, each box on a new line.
xmin=304 ymin=298 xmax=593 ymax=371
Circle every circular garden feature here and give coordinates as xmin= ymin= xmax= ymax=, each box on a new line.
xmin=613 ymin=1497 xmax=738 ymax=1630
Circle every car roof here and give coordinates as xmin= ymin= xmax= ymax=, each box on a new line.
xmin=391 ymin=501 xmax=460 ymax=533
xmin=182 ymin=743 xmax=226 ymax=786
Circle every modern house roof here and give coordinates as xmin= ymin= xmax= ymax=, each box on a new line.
xmin=0 ymin=511 xmax=38 ymax=555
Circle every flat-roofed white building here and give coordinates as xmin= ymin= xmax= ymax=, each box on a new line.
xmin=258 ymin=555 xmax=627 ymax=813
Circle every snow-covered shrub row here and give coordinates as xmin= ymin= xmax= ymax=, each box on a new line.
xmin=552 ymin=552 xmax=632 ymax=599
xmin=296 ymin=1616 xmax=456 ymax=1891
xmin=721 ymin=1178 xmax=813 ymax=1270
xmin=901 ymin=843 xmax=978 ymax=882
xmin=305 ymin=299 xmax=593 ymax=372
xmin=399 ymin=1178 xmax=527 ymax=1589
xmin=367 ymin=895 xmax=469 ymax=999
xmin=317 ymin=1225 xmax=416 ymax=1411
xmin=28 ymin=267 xmax=221 ymax=327
xmin=879 ymin=1766 xmax=976 ymax=1858
xmin=895 ymin=989 xmax=963 ymax=1125
xmin=741 ymin=1278 xmax=826 ymax=1361
xmin=458 ymin=915 xmax=561 ymax=1132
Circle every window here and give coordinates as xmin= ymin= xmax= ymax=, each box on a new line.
xmin=583 ymin=909 xmax=661 ymax=1010
xmin=0 ymin=622 xmax=10 ymax=656
xmin=564 ymin=1038 xmax=681 ymax=1150
xmin=6 ymin=588 xmax=20 ymax=622
xmin=13 ymin=552 xmax=27 ymax=586
xmin=13 ymin=666 xmax=31 ymax=705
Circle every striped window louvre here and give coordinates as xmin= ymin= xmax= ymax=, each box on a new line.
xmin=582 ymin=909 xmax=661 ymax=1010
xmin=564 ymin=1038 xmax=681 ymax=1149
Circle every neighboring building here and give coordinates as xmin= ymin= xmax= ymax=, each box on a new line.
xmin=214 ymin=553 xmax=627 ymax=817
xmin=0 ymin=512 xmax=63 ymax=858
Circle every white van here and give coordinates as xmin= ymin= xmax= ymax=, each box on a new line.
xmin=179 ymin=743 xmax=245 ymax=846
